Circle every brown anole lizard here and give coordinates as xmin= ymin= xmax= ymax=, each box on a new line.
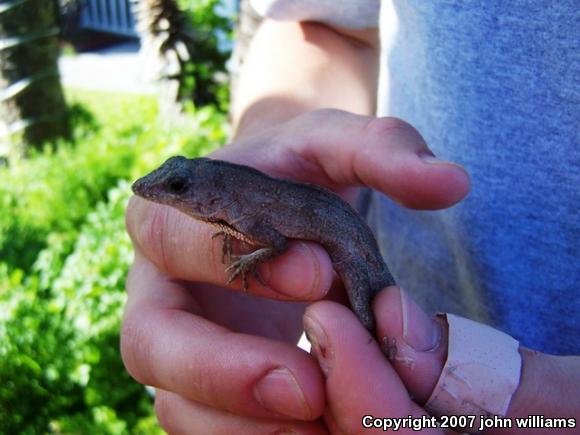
xmin=132 ymin=156 xmax=396 ymax=332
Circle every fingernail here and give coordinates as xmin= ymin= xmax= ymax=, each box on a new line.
xmin=400 ymin=289 xmax=441 ymax=352
xmin=419 ymin=152 xmax=441 ymax=163
xmin=254 ymin=367 xmax=311 ymax=419
xmin=419 ymin=152 xmax=464 ymax=168
xmin=303 ymin=315 xmax=331 ymax=377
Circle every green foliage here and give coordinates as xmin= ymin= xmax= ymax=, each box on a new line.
xmin=0 ymin=185 xmax=148 ymax=433
xmin=176 ymin=0 xmax=233 ymax=110
xmin=0 ymin=89 xmax=227 ymax=433
xmin=0 ymin=89 xmax=227 ymax=271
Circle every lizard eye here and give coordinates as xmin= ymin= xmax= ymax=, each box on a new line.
xmin=167 ymin=177 xmax=188 ymax=194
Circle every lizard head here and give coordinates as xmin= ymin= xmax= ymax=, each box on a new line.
xmin=132 ymin=156 xmax=213 ymax=209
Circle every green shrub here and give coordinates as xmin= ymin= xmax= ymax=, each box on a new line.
xmin=0 ymin=89 xmax=227 ymax=271
xmin=176 ymin=0 xmax=233 ymax=110
xmin=0 ymin=89 xmax=227 ymax=433
xmin=1 ymin=183 xmax=157 ymax=433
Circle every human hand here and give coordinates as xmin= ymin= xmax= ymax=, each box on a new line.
xmin=122 ymin=109 xmax=471 ymax=433
xmin=304 ymin=287 xmax=580 ymax=434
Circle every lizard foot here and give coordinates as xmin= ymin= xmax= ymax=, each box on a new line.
xmin=225 ymin=247 xmax=273 ymax=292
xmin=381 ymin=336 xmax=398 ymax=361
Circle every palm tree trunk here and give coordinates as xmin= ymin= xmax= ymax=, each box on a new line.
xmin=0 ymin=0 xmax=70 ymax=155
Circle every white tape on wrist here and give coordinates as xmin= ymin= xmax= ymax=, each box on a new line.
xmin=424 ymin=313 xmax=522 ymax=418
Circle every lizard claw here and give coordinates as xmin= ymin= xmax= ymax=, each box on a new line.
xmin=224 ymin=248 xmax=273 ymax=292
xmin=225 ymin=258 xmax=252 ymax=292
xmin=381 ymin=336 xmax=398 ymax=361
xmin=252 ymin=268 xmax=266 ymax=286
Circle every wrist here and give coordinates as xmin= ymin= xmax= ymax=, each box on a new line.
xmin=231 ymin=20 xmax=379 ymax=141
xmin=486 ymin=348 xmax=580 ymax=435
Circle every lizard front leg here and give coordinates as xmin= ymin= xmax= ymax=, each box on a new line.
xmin=225 ymin=247 xmax=277 ymax=289
xmin=213 ymin=230 xmax=268 ymax=287
xmin=222 ymin=223 xmax=288 ymax=291
xmin=209 ymin=219 xmax=255 ymax=266
xmin=212 ymin=231 xmax=233 ymax=264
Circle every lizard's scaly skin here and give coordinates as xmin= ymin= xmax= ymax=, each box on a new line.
xmin=132 ymin=156 xmax=396 ymax=332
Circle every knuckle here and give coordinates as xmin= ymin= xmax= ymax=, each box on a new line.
xmin=296 ymin=108 xmax=349 ymax=127
xmin=363 ymin=116 xmax=414 ymax=136
xmin=186 ymin=356 xmax=214 ymax=405
xmin=125 ymin=196 xmax=171 ymax=271
xmin=145 ymin=206 xmax=171 ymax=272
xmin=154 ymin=391 xmax=178 ymax=434
xmin=120 ymin=318 xmax=157 ymax=386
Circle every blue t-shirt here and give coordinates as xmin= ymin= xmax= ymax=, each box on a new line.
xmin=252 ymin=0 xmax=579 ymax=354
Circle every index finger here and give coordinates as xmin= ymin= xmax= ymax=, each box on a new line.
xmin=125 ymin=196 xmax=333 ymax=301
xmin=214 ymin=109 xmax=471 ymax=210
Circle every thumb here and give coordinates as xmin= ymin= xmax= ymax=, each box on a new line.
xmin=375 ymin=288 xmax=580 ymax=434
xmin=212 ymin=109 xmax=471 ymax=210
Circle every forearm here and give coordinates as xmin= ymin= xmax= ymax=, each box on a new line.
xmin=231 ymin=19 xmax=379 ymax=140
